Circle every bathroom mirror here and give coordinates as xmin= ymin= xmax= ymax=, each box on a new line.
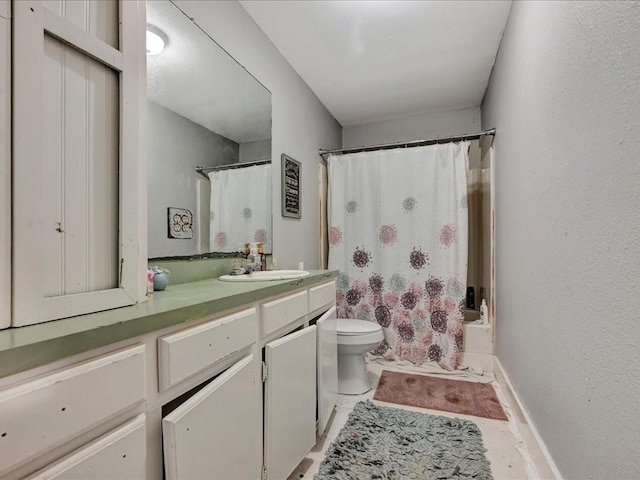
xmin=146 ymin=0 xmax=272 ymax=259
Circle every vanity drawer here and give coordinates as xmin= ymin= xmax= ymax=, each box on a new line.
xmin=261 ymin=290 xmax=308 ymax=337
xmin=25 ymin=414 xmax=146 ymax=480
xmin=0 ymin=345 xmax=145 ymax=477
xmin=158 ymin=308 xmax=257 ymax=391
xmin=309 ymin=281 xmax=336 ymax=312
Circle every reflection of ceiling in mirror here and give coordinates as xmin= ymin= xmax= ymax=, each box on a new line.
xmin=146 ymin=1 xmax=271 ymax=144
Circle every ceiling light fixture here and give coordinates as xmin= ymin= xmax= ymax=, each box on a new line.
xmin=146 ymin=24 xmax=167 ymax=55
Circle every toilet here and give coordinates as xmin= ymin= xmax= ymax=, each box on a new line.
xmin=336 ymin=319 xmax=384 ymax=395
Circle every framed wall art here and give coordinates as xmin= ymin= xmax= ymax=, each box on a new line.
xmin=281 ymin=154 xmax=301 ymax=219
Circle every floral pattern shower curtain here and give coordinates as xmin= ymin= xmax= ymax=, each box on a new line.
xmin=327 ymin=143 xmax=469 ymax=370
xmin=209 ymin=163 xmax=272 ymax=253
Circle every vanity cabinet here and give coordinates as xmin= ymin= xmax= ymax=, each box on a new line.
xmin=25 ymin=415 xmax=147 ymax=480
xmin=157 ymin=308 xmax=258 ymax=392
xmin=0 ymin=345 xmax=146 ymax=479
xmin=156 ymin=280 xmax=337 ymax=480
xmin=264 ymin=325 xmax=317 ymax=480
xmin=162 ymin=354 xmax=261 ymax=480
xmin=316 ymin=306 xmax=339 ymax=435
xmin=261 ymin=286 xmax=337 ymax=480
xmin=0 ymin=276 xmax=337 ymax=480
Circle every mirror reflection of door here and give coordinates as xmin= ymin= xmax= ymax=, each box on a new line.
xmin=146 ymin=0 xmax=272 ymax=259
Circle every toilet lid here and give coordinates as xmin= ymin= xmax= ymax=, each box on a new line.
xmin=337 ymin=319 xmax=382 ymax=335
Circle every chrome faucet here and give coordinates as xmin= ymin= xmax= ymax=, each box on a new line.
xmin=230 ymin=255 xmax=261 ymax=275
xmin=244 ymin=260 xmax=262 ymax=273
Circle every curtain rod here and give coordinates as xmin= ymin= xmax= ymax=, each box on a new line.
xmin=318 ymin=128 xmax=496 ymax=158
xmin=196 ymin=159 xmax=271 ymax=179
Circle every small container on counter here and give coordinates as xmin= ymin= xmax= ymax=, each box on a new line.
xmin=151 ymin=266 xmax=170 ymax=291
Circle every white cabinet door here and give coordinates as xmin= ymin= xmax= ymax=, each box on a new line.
xmin=0 ymin=0 xmax=11 ymax=328
xmin=12 ymin=0 xmax=145 ymax=326
xmin=26 ymin=415 xmax=146 ymax=480
xmin=316 ymin=306 xmax=338 ymax=435
xmin=0 ymin=0 xmax=9 ymax=329
xmin=264 ymin=326 xmax=317 ymax=480
xmin=162 ymin=354 xmax=260 ymax=480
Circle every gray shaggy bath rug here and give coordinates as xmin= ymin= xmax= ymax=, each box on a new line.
xmin=315 ymin=400 xmax=493 ymax=480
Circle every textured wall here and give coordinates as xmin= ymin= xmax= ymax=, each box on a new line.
xmin=174 ymin=0 xmax=342 ymax=270
xmin=482 ymin=1 xmax=640 ymax=478
xmin=147 ymin=100 xmax=238 ymax=258
xmin=240 ymin=139 xmax=271 ymax=163
xmin=342 ymin=107 xmax=480 ymax=148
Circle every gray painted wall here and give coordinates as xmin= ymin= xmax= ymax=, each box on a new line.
xmin=240 ymin=139 xmax=271 ymax=163
xmin=342 ymin=107 xmax=480 ymax=147
xmin=147 ymin=100 xmax=238 ymax=258
xmin=482 ymin=2 xmax=640 ymax=478
xmin=175 ymin=0 xmax=342 ymax=270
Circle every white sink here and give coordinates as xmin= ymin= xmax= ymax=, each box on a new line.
xmin=219 ymin=270 xmax=310 ymax=282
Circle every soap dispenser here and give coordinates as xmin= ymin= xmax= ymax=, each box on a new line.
xmin=480 ymin=299 xmax=489 ymax=324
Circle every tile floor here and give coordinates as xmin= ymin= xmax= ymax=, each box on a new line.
xmin=287 ymin=360 xmax=543 ymax=480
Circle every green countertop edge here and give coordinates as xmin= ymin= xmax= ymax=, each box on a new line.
xmin=0 ymin=270 xmax=338 ymax=378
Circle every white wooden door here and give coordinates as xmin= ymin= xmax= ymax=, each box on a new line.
xmin=162 ymin=354 xmax=261 ymax=480
xmin=0 ymin=0 xmax=9 ymax=329
xmin=26 ymin=415 xmax=146 ymax=480
xmin=316 ymin=306 xmax=338 ymax=435
xmin=12 ymin=0 xmax=145 ymax=326
xmin=264 ymin=326 xmax=317 ymax=480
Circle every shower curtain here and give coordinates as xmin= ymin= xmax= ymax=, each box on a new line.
xmin=327 ymin=142 xmax=469 ymax=370
xmin=209 ymin=163 xmax=271 ymax=253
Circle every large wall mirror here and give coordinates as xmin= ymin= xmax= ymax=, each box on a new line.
xmin=147 ymin=0 xmax=272 ymax=259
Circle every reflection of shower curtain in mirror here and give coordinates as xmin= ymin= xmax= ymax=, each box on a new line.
xmin=209 ymin=164 xmax=271 ymax=253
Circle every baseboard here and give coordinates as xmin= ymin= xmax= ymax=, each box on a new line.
xmin=493 ymin=357 xmax=563 ymax=480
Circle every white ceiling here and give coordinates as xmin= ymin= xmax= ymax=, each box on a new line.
xmin=240 ymin=0 xmax=512 ymax=127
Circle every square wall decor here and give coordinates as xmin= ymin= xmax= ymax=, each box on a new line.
xmin=168 ymin=207 xmax=193 ymax=239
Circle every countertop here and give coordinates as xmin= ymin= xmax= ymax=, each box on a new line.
xmin=0 ymin=270 xmax=338 ymax=378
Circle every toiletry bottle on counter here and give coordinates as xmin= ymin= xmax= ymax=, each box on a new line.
xmin=248 ymin=246 xmax=260 ymax=266
xmin=480 ymin=299 xmax=488 ymax=324
xmin=146 ymin=268 xmax=154 ymax=295
xmin=257 ymin=242 xmax=266 ymax=270
xmin=466 ymin=286 xmax=475 ymax=309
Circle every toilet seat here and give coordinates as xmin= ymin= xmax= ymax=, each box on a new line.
xmin=337 ymin=319 xmax=383 ymax=345
xmin=337 ymin=319 xmax=382 ymax=335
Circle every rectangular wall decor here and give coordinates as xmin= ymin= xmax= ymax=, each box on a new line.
xmin=281 ymin=154 xmax=301 ymax=219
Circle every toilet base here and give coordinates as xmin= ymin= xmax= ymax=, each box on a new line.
xmin=337 ymin=348 xmax=374 ymax=395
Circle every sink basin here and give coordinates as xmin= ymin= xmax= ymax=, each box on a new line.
xmin=219 ymin=270 xmax=310 ymax=282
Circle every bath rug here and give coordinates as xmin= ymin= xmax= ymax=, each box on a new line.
xmin=373 ymin=370 xmax=508 ymax=421
xmin=315 ymin=400 xmax=493 ymax=480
